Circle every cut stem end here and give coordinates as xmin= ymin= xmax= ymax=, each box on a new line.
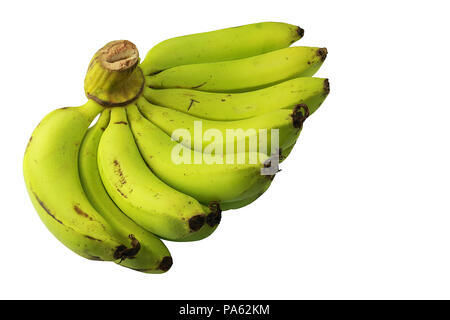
xmin=84 ymin=40 xmax=144 ymax=107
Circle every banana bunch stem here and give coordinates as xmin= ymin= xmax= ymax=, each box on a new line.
xmin=84 ymin=40 xmax=145 ymax=106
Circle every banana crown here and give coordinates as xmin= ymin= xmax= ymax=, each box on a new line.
xmin=85 ymin=40 xmax=145 ymax=107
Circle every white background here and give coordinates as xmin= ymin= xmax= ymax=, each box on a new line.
xmin=1 ymin=0 xmax=449 ymax=299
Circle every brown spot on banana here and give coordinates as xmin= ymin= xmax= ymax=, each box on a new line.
xmin=33 ymin=192 xmax=64 ymax=225
xmin=187 ymin=99 xmax=199 ymax=111
xmin=85 ymin=254 xmax=104 ymax=261
xmin=113 ymin=234 xmax=141 ymax=261
xmin=116 ymin=188 xmax=128 ymax=198
xmin=73 ymin=205 xmax=93 ymax=220
xmin=191 ymin=82 xmax=207 ymax=89
xmin=113 ymin=160 xmax=127 ymax=185
xmin=84 ymin=235 xmax=103 ymax=242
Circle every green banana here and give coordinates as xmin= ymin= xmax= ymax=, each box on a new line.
xmin=146 ymin=46 xmax=327 ymax=92
xmin=23 ymin=101 xmax=140 ymax=264
xmin=137 ymin=96 xmax=308 ymax=155
xmin=143 ymin=77 xmax=329 ymax=120
xmin=126 ymin=104 xmax=274 ymax=206
xmin=222 ymin=143 xmax=301 ymax=209
xmin=97 ymin=106 xmax=217 ymax=241
xmin=78 ymin=109 xmax=172 ymax=273
xmin=221 ymin=178 xmax=273 ymax=210
xmin=141 ymin=22 xmax=304 ymax=75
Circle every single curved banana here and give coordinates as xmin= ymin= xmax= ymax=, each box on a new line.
xmin=23 ymin=101 xmax=139 ymax=264
xmin=143 ymin=77 xmax=329 ymax=120
xmin=221 ymin=179 xmax=272 ymax=210
xmin=141 ymin=22 xmax=304 ymax=75
xmin=137 ymin=97 xmax=308 ymax=155
xmin=78 ymin=109 xmax=172 ymax=273
xmin=222 ymin=141 xmax=303 ymax=208
xmin=146 ymin=46 xmax=327 ymax=92
xmin=126 ymin=104 xmax=274 ymax=205
xmin=97 ymin=106 xmax=216 ymax=241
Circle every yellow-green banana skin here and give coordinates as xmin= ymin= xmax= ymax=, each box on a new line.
xmin=127 ymin=104 xmax=272 ymax=205
xmin=141 ymin=22 xmax=303 ymax=75
xmin=23 ymin=102 xmax=132 ymax=262
xmin=137 ymin=97 xmax=302 ymax=155
xmin=79 ymin=109 xmax=172 ymax=273
xmin=97 ymin=107 xmax=211 ymax=241
xmin=146 ymin=46 xmax=327 ymax=92
xmin=222 ymin=141 xmax=300 ymax=211
xmin=223 ymin=136 xmax=300 ymax=210
xmin=144 ymin=77 xmax=329 ymax=120
xmin=221 ymin=178 xmax=272 ymax=210
xmin=221 ymin=138 xmax=301 ymax=210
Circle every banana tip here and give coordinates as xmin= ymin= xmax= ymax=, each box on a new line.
xmin=296 ymin=27 xmax=304 ymax=38
xmin=292 ymin=104 xmax=310 ymax=129
xmin=158 ymin=256 xmax=173 ymax=272
xmin=206 ymin=211 xmax=222 ymax=228
xmin=324 ymin=79 xmax=330 ymax=95
xmin=317 ymin=48 xmax=328 ymax=62
xmin=206 ymin=202 xmax=222 ymax=227
xmin=189 ymin=214 xmax=206 ymax=232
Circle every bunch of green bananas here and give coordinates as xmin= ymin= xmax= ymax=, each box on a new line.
xmin=23 ymin=22 xmax=329 ymax=273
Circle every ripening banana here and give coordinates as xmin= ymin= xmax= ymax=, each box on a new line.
xmin=23 ymin=101 xmax=141 ymax=265
xmin=126 ymin=103 xmax=275 ymax=206
xmin=143 ymin=77 xmax=329 ymax=120
xmin=78 ymin=109 xmax=173 ymax=272
xmin=97 ymin=106 xmax=220 ymax=241
xmin=222 ymin=178 xmax=273 ymax=210
xmin=141 ymin=22 xmax=304 ymax=75
xmin=146 ymin=46 xmax=327 ymax=92
xmin=222 ymin=139 xmax=302 ymax=208
xmin=137 ymin=96 xmax=309 ymax=156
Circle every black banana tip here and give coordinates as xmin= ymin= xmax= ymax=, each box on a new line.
xmin=317 ymin=48 xmax=328 ymax=62
xmin=207 ymin=202 xmax=222 ymax=227
xmin=292 ymin=104 xmax=310 ymax=129
xmin=324 ymin=79 xmax=330 ymax=95
xmin=297 ymin=27 xmax=304 ymax=38
xmin=158 ymin=256 xmax=173 ymax=272
xmin=189 ymin=214 xmax=206 ymax=232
